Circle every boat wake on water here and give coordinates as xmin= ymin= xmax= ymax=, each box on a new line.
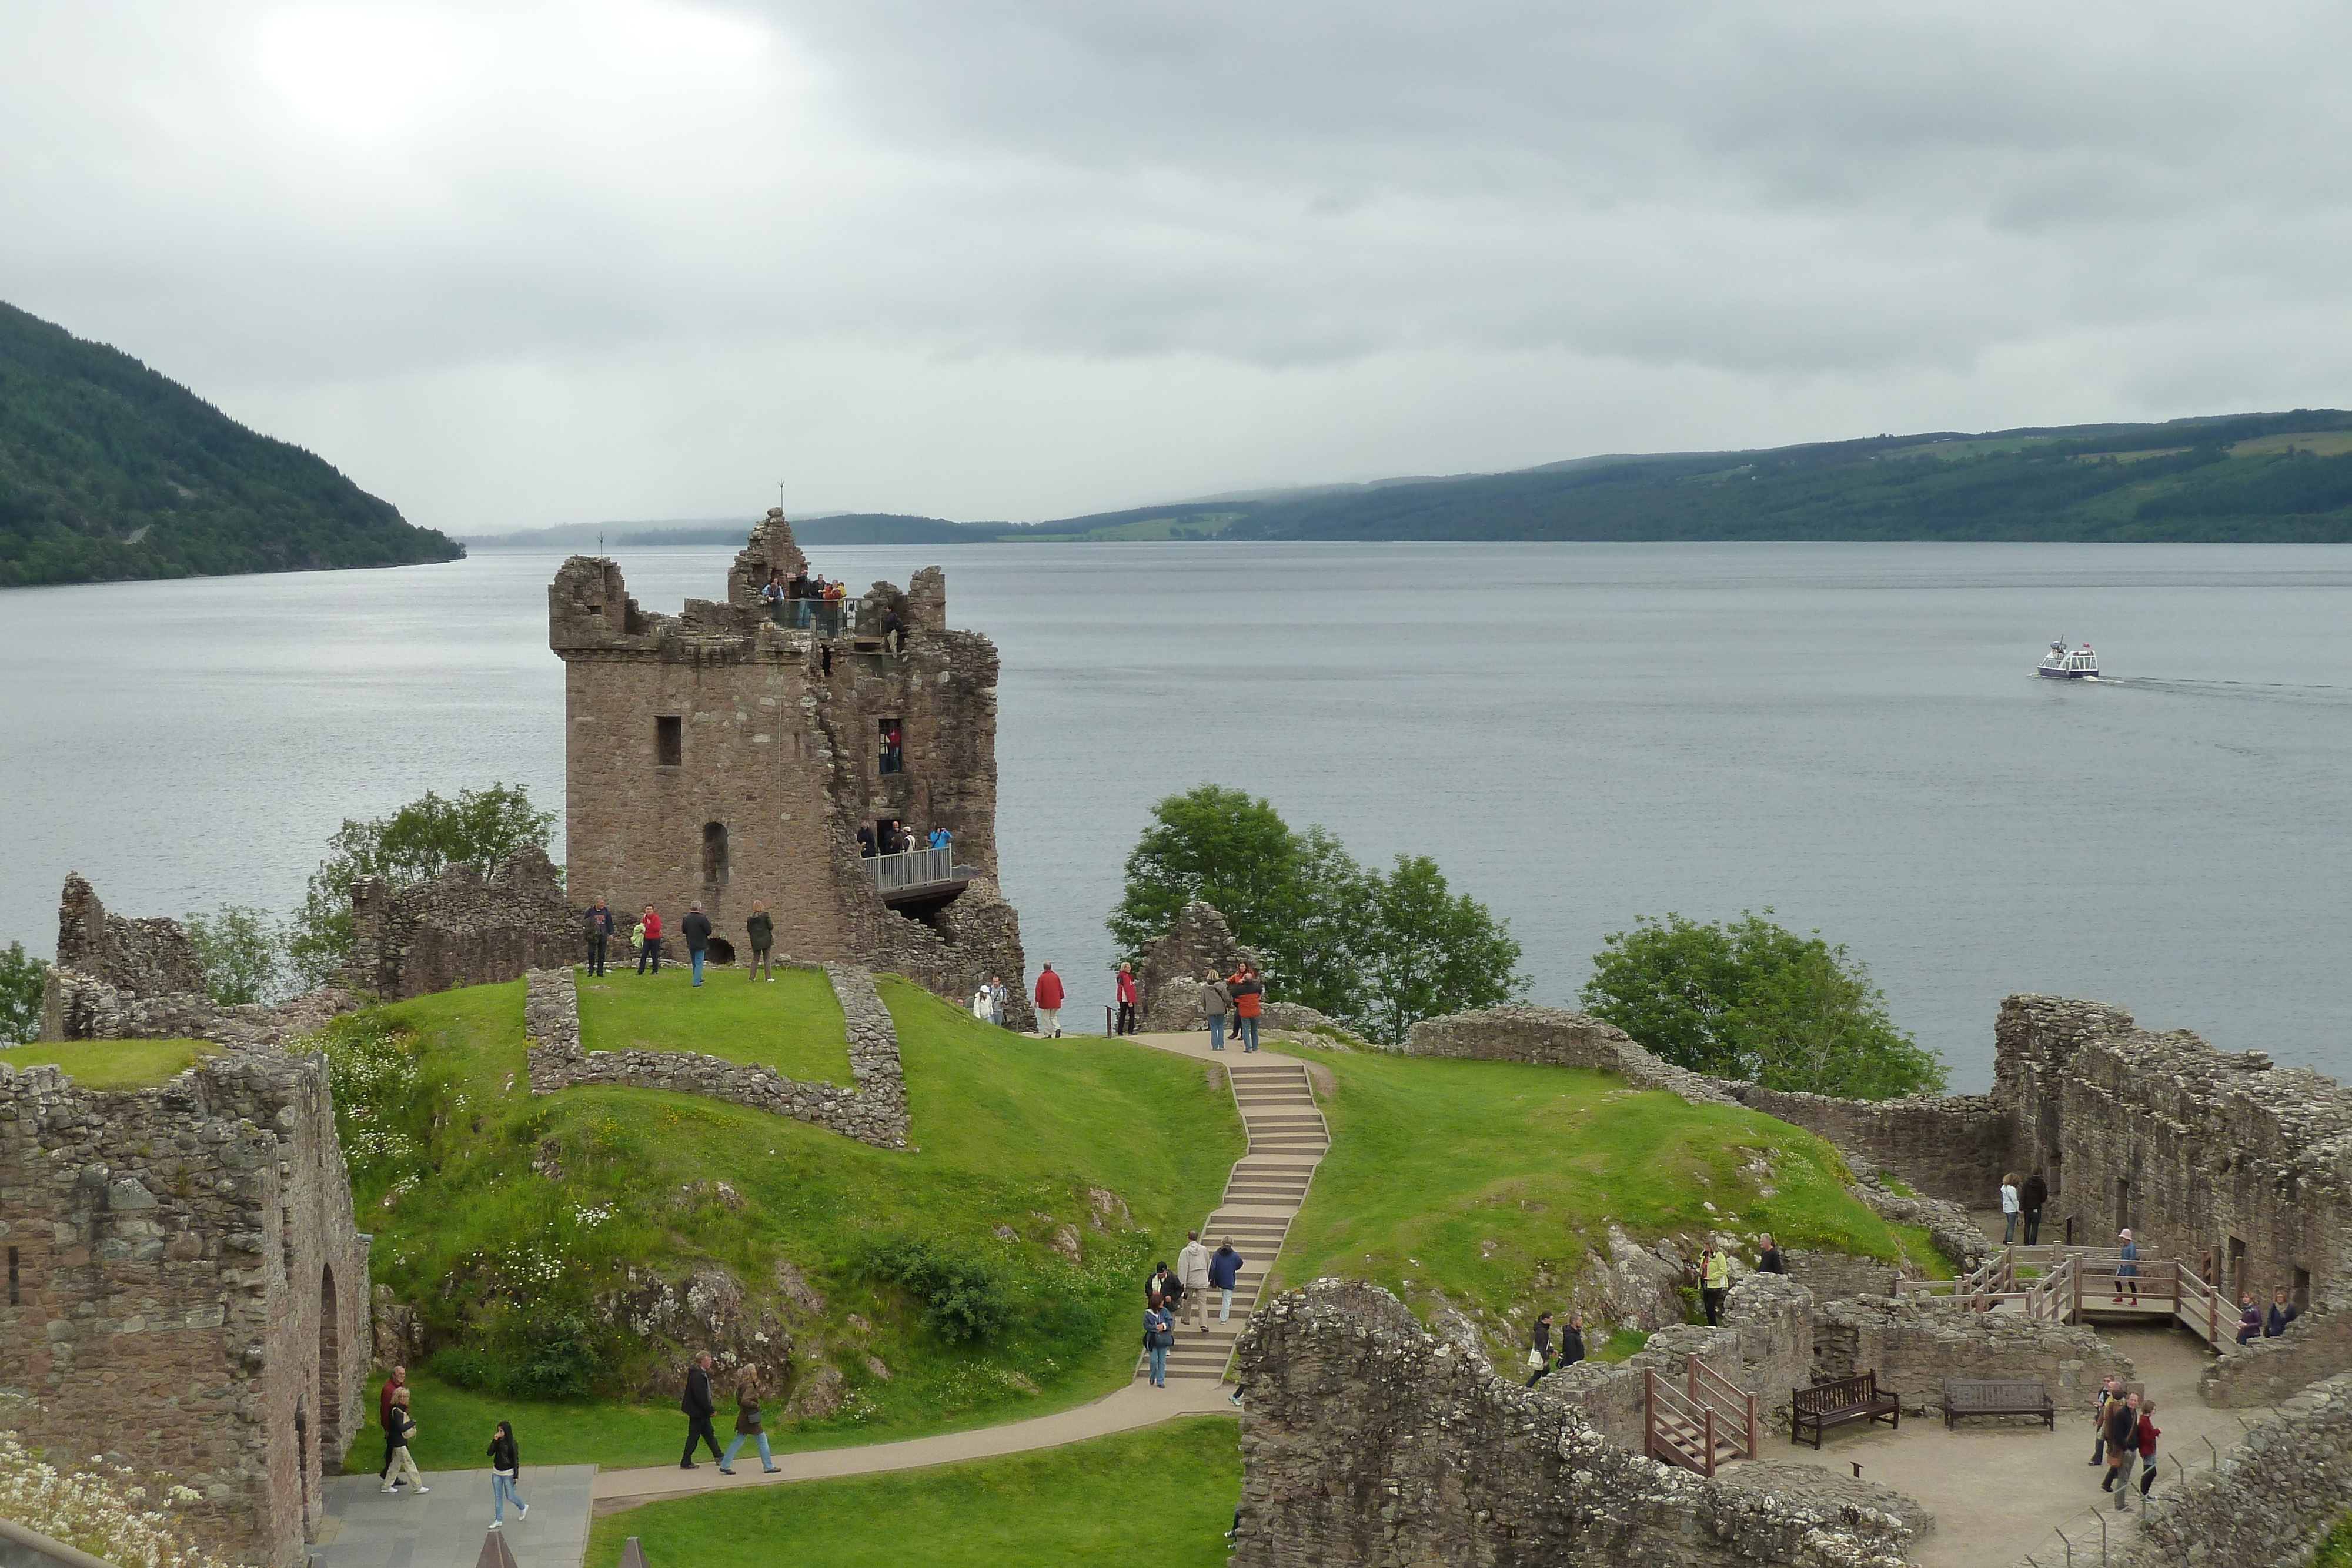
xmin=2087 ymin=676 xmax=2352 ymax=704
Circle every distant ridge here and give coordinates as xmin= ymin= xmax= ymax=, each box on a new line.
xmin=0 ymin=301 xmax=462 ymax=587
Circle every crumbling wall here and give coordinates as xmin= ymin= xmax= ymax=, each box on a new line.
xmin=1135 ymin=901 xmax=1259 ymax=1032
xmin=525 ymin=965 xmax=910 ymax=1148
xmin=1812 ymin=1296 xmax=2131 ymax=1416
xmin=1402 ymin=1007 xmax=1742 ymax=1106
xmin=0 ymin=1051 xmax=370 ymax=1568
xmin=1536 ymin=1273 xmax=1818 ymax=1449
xmin=346 ymin=845 xmax=577 ymax=1000
xmin=2200 ymin=1278 xmax=2352 ymax=1408
xmin=51 ymin=871 xmax=208 ymax=997
xmin=1716 ymin=1084 xmax=2012 ymax=1208
xmin=1784 ymin=1249 xmax=1899 ymax=1301
xmin=2110 ymin=1372 xmax=2352 ymax=1568
xmin=1232 ymin=1279 xmax=1916 ymax=1568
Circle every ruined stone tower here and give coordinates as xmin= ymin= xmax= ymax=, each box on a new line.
xmin=549 ymin=512 xmax=1030 ymax=1022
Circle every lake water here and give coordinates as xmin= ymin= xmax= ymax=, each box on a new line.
xmin=5 ymin=541 xmax=2349 ymax=1090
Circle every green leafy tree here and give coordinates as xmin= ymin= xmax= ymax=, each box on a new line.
xmin=1581 ymin=910 xmax=1946 ymax=1098
xmin=289 ymin=784 xmax=556 ymax=988
xmin=1351 ymin=854 xmax=1526 ymax=1047
xmin=1107 ymin=785 xmax=1307 ymax=957
xmin=183 ymin=905 xmax=285 ymax=1005
xmin=0 ymin=940 xmax=47 ymax=1044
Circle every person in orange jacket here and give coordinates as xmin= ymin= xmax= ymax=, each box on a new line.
xmin=1034 ymin=965 xmax=1065 ymax=1038
xmin=1228 ymin=964 xmax=1263 ymax=1052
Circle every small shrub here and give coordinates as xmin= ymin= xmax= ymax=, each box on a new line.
xmin=863 ymin=1238 xmax=1014 ymax=1343
xmin=426 ymin=1346 xmax=501 ymax=1391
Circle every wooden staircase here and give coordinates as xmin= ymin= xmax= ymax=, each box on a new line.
xmin=1644 ymin=1355 xmax=1762 ymax=1478
xmin=1137 ymin=1056 xmax=1331 ymax=1384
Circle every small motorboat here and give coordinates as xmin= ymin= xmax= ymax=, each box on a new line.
xmin=2036 ymin=640 xmax=2100 ymax=679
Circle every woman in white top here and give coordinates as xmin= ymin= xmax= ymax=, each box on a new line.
xmin=2000 ymin=1171 xmax=2022 ymax=1245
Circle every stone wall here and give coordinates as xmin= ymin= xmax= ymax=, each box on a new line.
xmin=51 ymin=872 xmax=207 ymax=998
xmin=1402 ymin=1006 xmax=1743 ymax=1106
xmin=1716 ymin=1084 xmax=2013 ymax=1209
xmin=2200 ymin=1279 xmax=2352 ymax=1408
xmin=1135 ymin=901 xmax=1259 ymax=1032
xmin=1784 ymin=1249 xmax=1900 ymax=1302
xmin=346 ymin=845 xmax=577 ymax=1000
xmin=2105 ymin=1372 xmax=2352 ymax=1568
xmin=550 ymin=516 xmax=1027 ymax=1019
xmin=0 ymin=1050 xmax=370 ymax=1568
xmin=1812 ymin=1296 xmax=2132 ymax=1416
xmin=524 ymin=964 xmax=910 ymax=1149
xmin=1232 ymin=1278 xmax=1917 ymax=1568
xmin=1536 ymin=1273 xmax=1818 ymax=1449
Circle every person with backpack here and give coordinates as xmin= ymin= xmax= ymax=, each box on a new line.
xmin=636 ymin=905 xmax=663 ymax=975
xmin=1207 ymin=1238 xmax=1244 ymax=1322
xmin=379 ymin=1389 xmax=426 ymax=1495
xmin=486 ymin=1421 xmax=526 ymax=1527
xmin=682 ymin=901 xmax=714 ymax=987
xmin=1143 ymin=1299 xmax=1175 ymax=1388
xmin=1034 ymin=965 xmax=1065 ymax=1038
xmin=746 ymin=902 xmax=774 ymax=982
xmin=718 ymin=1371 xmax=780 ymax=1475
xmin=582 ymin=898 xmax=614 ymax=977
xmin=1228 ymin=965 xmax=1263 ymax=1052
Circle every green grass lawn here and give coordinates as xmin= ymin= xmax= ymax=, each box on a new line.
xmin=576 ymin=963 xmax=853 ymax=1084
xmin=2317 ymin=1513 xmax=2352 ymax=1568
xmin=582 ymin=1418 xmax=1240 ymax=1568
xmin=338 ymin=978 xmax=1243 ymax=1471
xmin=0 ymin=1038 xmax=215 ymax=1089
xmin=1270 ymin=1049 xmax=1935 ymax=1355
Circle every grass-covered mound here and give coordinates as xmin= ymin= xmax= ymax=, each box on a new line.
xmin=583 ymin=1419 xmax=1241 ymax=1568
xmin=330 ymin=975 xmax=1242 ymax=1469
xmin=1271 ymin=1049 xmax=1946 ymax=1358
xmin=576 ymin=964 xmax=853 ymax=1083
xmin=0 ymin=1038 xmax=215 ymax=1089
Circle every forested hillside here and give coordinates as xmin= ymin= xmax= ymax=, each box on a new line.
xmin=0 ymin=302 xmax=460 ymax=587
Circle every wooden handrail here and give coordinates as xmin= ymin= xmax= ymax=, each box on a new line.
xmin=1685 ymin=1354 xmax=1760 ymax=1459
xmin=1645 ymin=1367 xmax=1719 ymax=1478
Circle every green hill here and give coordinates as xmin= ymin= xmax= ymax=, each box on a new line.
xmin=0 ymin=301 xmax=461 ymax=587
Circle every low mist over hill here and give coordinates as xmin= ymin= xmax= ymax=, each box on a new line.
xmin=0 ymin=302 xmax=462 ymax=587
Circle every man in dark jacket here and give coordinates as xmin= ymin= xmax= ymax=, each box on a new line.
xmin=682 ymin=901 xmax=714 ymax=987
xmin=680 ymin=1352 xmax=722 ymax=1469
xmin=1207 ymin=1240 xmax=1244 ymax=1323
xmin=583 ymin=898 xmax=614 ymax=977
xmin=2102 ymin=1390 xmax=2140 ymax=1493
xmin=746 ymin=902 xmax=775 ymax=983
xmin=2022 ymin=1171 xmax=2049 ymax=1245
xmin=1559 ymin=1315 xmax=1588 ymax=1369
xmin=1525 ymin=1312 xmax=1553 ymax=1386
xmin=1756 ymin=1233 xmax=1786 ymax=1274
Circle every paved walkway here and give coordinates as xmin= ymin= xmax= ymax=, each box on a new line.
xmin=316 ymin=1466 xmax=594 ymax=1568
xmin=1747 ymin=1321 xmax=2271 ymax=1568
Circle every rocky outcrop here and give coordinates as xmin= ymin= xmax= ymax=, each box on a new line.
xmin=600 ymin=1266 xmax=795 ymax=1399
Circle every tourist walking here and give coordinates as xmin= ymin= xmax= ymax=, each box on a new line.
xmin=1208 ymin=1238 xmax=1244 ymax=1322
xmin=1147 ymin=1260 xmax=1182 ymax=1310
xmin=2089 ymin=1376 xmax=2119 ymax=1466
xmin=1177 ymin=1230 xmax=1213 ymax=1333
xmin=2114 ymin=1230 xmax=2140 ymax=1305
xmin=2104 ymin=1393 xmax=2142 ymax=1502
xmin=973 ymin=982 xmax=993 ymax=1020
xmin=636 ymin=905 xmax=663 ymax=975
xmin=1200 ymin=969 xmax=1232 ymax=1050
xmin=746 ymin=902 xmax=774 ymax=982
xmin=1115 ymin=962 xmax=1139 ymax=1036
xmin=379 ymin=1389 xmax=426 ymax=1495
xmin=1559 ymin=1315 xmax=1588 ymax=1369
xmin=583 ymin=898 xmax=614 ymax=977
xmin=682 ymin=901 xmax=713 ymax=986
xmin=1756 ymin=1233 xmax=1785 ymax=1274
xmin=378 ymin=1365 xmax=408 ymax=1487
xmin=2022 ymin=1169 xmax=2049 ymax=1245
xmin=719 ymin=1372 xmax=780 ymax=1475
xmin=2133 ymin=1399 xmax=2161 ymax=1500
xmin=2236 ymin=1293 xmax=2264 ymax=1344
xmin=2267 ymin=1288 xmax=2300 ymax=1336
xmin=1525 ymin=1311 xmax=1554 ymax=1386
xmin=987 ymin=974 xmax=1005 ymax=1027
xmin=486 ymin=1421 xmax=526 ymax=1527
xmin=1229 ymin=964 xmax=1263 ymax=1052
xmin=2000 ymin=1171 xmax=2021 ymax=1245
xmin=1035 ymin=965 xmax=1065 ymax=1037
xmin=679 ymin=1352 xmax=723 ymax=1469
xmin=1699 ymin=1245 xmax=1730 ymax=1325
xmin=881 ymin=607 xmax=901 ymax=656
xmin=1144 ymin=1299 xmax=1175 ymax=1387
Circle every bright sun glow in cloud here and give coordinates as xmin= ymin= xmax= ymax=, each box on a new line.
xmin=256 ymin=6 xmax=461 ymax=136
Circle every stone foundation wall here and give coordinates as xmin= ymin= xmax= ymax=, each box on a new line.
xmin=2107 ymin=1372 xmax=2352 ymax=1568
xmin=0 ymin=1051 xmax=370 ymax=1568
xmin=51 ymin=872 xmax=207 ymax=997
xmin=524 ymin=965 xmax=910 ymax=1149
xmin=2200 ymin=1282 xmax=2352 ymax=1407
xmin=346 ymin=845 xmax=578 ymax=1000
xmin=1136 ymin=902 xmax=1261 ymax=1033
xmin=1232 ymin=1279 xmax=1916 ymax=1568
xmin=1813 ymin=1296 xmax=2132 ymax=1416
xmin=1784 ymin=1249 xmax=1901 ymax=1301
xmin=1718 ymin=1085 xmax=2013 ymax=1208
xmin=1536 ymin=1274 xmax=1819 ymax=1449
xmin=1402 ymin=1007 xmax=1742 ymax=1106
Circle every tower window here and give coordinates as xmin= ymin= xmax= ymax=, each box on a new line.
xmin=703 ymin=822 xmax=730 ymax=885
xmin=656 ymin=716 xmax=683 ymax=767
xmin=7 ymin=1247 xmax=17 ymax=1306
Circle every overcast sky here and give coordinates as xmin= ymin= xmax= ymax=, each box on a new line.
xmin=5 ymin=2 xmax=2350 ymax=531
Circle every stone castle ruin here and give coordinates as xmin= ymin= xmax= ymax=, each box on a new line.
xmin=11 ymin=880 xmax=371 ymax=1568
xmin=346 ymin=843 xmax=577 ymax=999
xmin=549 ymin=512 xmax=1031 ymax=1024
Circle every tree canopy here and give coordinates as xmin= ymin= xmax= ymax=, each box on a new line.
xmin=1579 ymin=911 xmax=1946 ymax=1099
xmin=0 ymin=940 xmax=45 ymax=1044
xmin=1109 ymin=784 xmax=1524 ymax=1044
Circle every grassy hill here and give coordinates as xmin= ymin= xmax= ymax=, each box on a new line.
xmin=1270 ymin=1049 xmax=1947 ymax=1365
xmin=0 ymin=300 xmax=462 ymax=587
xmin=330 ymin=973 xmax=1242 ymax=1468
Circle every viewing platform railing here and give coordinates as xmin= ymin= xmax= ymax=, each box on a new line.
xmin=767 ymin=599 xmax=858 ymax=638
xmin=865 ymin=844 xmax=958 ymax=895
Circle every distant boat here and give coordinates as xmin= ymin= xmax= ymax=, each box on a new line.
xmin=2037 ymin=640 xmax=2100 ymax=679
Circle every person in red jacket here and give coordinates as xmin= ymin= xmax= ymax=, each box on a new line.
xmin=1115 ymin=962 xmax=1139 ymax=1035
xmin=637 ymin=905 xmax=664 ymax=975
xmin=1034 ymin=965 xmax=1065 ymax=1038
xmin=2133 ymin=1399 xmax=2160 ymax=1502
xmin=1228 ymin=964 xmax=1264 ymax=1052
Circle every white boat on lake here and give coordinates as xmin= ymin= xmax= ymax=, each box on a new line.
xmin=2036 ymin=640 xmax=2100 ymax=679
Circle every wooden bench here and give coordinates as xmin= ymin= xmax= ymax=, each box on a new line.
xmin=1943 ymin=1378 xmax=2054 ymax=1430
xmin=1790 ymin=1372 xmax=1901 ymax=1449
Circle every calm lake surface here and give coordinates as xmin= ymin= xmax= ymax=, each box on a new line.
xmin=5 ymin=541 xmax=2349 ymax=1090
